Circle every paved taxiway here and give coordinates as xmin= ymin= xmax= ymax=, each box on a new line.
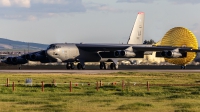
xmin=1 ymin=69 xmax=200 ymax=74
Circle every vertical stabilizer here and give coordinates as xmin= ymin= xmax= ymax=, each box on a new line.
xmin=127 ymin=12 xmax=145 ymax=44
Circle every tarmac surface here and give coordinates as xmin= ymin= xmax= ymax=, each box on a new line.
xmin=1 ymin=65 xmax=200 ymax=73
xmin=1 ymin=69 xmax=200 ymax=74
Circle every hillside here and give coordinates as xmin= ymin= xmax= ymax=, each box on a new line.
xmin=0 ymin=38 xmax=48 ymax=50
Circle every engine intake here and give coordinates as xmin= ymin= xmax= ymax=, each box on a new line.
xmin=6 ymin=57 xmax=12 ymax=63
xmin=161 ymin=51 xmax=167 ymax=57
xmin=114 ymin=50 xmax=136 ymax=58
xmin=120 ymin=50 xmax=136 ymax=57
xmin=114 ymin=50 xmax=120 ymax=57
xmin=12 ymin=57 xmax=28 ymax=64
xmin=160 ymin=50 xmax=183 ymax=58
xmin=166 ymin=51 xmax=182 ymax=58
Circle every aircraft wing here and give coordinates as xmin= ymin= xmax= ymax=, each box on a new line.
xmin=76 ymin=44 xmax=130 ymax=52
xmin=132 ymin=46 xmax=194 ymax=52
xmin=76 ymin=44 xmax=195 ymax=52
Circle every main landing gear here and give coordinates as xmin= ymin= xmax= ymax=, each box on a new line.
xmin=110 ymin=62 xmax=118 ymax=70
xmin=66 ymin=62 xmax=75 ymax=69
xmin=181 ymin=65 xmax=186 ymax=69
xmin=100 ymin=62 xmax=118 ymax=70
xmin=66 ymin=62 xmax=85 ymax=70
xmin=77 ymin=63 xmax=85 ymax=70
xmin=100 ymin=62 xmax=107 ymax=69
xmin=18 ymin=64 xmax=22 ymax=70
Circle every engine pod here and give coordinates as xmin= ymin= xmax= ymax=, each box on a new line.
xmin=161 ymin=27 xmax=198 ymax=65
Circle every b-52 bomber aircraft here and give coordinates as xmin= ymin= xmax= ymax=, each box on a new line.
xmin=3 ymin=12 xmax=200 ymax=69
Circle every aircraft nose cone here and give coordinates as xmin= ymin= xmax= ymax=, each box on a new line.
xmin=46 ymin=49 xmax=53 ymax=58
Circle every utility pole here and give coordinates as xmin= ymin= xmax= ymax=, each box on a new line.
xmin=27 ymin=43 xmax=29 ymax=53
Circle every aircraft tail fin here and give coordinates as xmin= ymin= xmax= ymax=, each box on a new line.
xmin=127 ymin=12 xmax=145 ymax=44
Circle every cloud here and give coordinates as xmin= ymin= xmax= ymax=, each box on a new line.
xmin=0 ymin=0 xmax=86 ymax=20
xmin=168 ymin=0 xmax=200 ymax=4
xmin=0 ymin=0 xmax=11 ymax=7
xmin=85 ymin=2 xmax=124 ymax=13
xmin=191 ymin=23 xmax=200 ymax=38
xmin=116 ymin=0 xmax=155 ymax=3
xmin=33 ymin=0 xmax=68 ymax=4
xmin=116 ymin=0 xmax=200 ymax=4
xmin=0 ymin=0 xmax=30 ymax=8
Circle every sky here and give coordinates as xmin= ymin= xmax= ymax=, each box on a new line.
xmin=0 ymin=0 xmax=200 ymax=45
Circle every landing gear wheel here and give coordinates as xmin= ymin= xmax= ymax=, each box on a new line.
xmin=66 ymin=63 xmax=71 ymax=69
xmin=19 ymin=65 xmax=21 ymax=70
xmin=110 ymin=63 xmax=114 ymax=70
xmin=77 ymin=63 xmax=81 ymax=70
xmin=181 ymin=65 xmax=186 ymax=69
xmin=110 ymin=63 xmax=117 ymax=70
xmin=100 ymin=62 xmax=107 ymax=69
xmin=70 ymin=63 xmax=75 ymax=69
xmin=77 ymin=63 xmax=85 ymax=70
xmin=103 ymin=63 xmax=107 ymax=69
xmin=100 ymin=62 xmax=104 ymax=69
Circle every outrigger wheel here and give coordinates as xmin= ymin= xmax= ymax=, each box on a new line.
xmin=160 ymin=27 xmax=198 ymax=66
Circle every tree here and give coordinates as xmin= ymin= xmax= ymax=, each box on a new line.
xmin=143 ymin=39 xmax=156 ymax=44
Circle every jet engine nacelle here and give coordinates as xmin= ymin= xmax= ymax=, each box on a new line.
xmin=114 ymin=50 xmax=136 ymax=57
xmin=114 ymin=50 xmax=120 ymax=57
xmin=30 ymin=53 xmax=46 ymax=61
xmin=166 ymin=51 xmax=182 ymax=58
xmin=160 ymin=51 xmax=167 ymax=57
xmin=5 ymin=56 xmax=27 ymax=65
xmin=160 ymin=51 xmax=182 ymax=58
xmin=120 ymin=50 xmax=136 ymax=57
xmin=12 ymin=57 xmax=28 ymax=64
xmin=6 ymin=57 xmax=13 ymax=64
xmin=26 ymin=51 xmax=46 ymax=61
xmin=25 ymin=54 xmax=31 ymax=60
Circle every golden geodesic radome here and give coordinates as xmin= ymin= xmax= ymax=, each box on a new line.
xmin=160 ymin=27 xmax=198 ymax=65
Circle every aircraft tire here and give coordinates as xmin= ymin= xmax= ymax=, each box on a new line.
xmin=66 ymin=63 xmax=71 ymax=69
xmin=70 ymin=63 xmax=75 ymax=69
xmin=19 ymin=65 xmax=22 ymax=70
xmin=181 ymin=65 xmax=186 ymax=69
xmin=113 ymin=63 xmax=117 ymax=70
xmin=100 ymin=62 xmax=104 ymax=69
xmin=103 ymin=63 xmax=107 ymax=69
xmin=110 ymin=63 xmax=114 ymax=70
xmin=77 ymin=63 xmax=85 ymax=70
xmin=77 ymin=63 xmax=81 ymax=70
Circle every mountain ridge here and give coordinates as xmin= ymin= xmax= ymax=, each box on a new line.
xmin=0 ymin=38 xmax=48 ymax=50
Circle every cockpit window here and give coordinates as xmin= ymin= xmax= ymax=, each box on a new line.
xmin=47 ymin=44 xmax=55 ymax=49
xmin=55 ymin=46 xmax=61 ymax=48
xmin=47 ymin=44 xmax=61 ymax=50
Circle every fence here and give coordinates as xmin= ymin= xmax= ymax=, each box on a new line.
xmin=2 ymin=78 xmax=200 ymax=93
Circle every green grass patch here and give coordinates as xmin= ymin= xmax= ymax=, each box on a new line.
xmin=117 ymin=102 xmax=153 ymax=111
xmin=0 ymin=72 xmax=200 ymax=111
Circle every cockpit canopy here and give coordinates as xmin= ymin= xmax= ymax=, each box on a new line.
xmin=47 ymin=44 xmax=61 ymax=50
